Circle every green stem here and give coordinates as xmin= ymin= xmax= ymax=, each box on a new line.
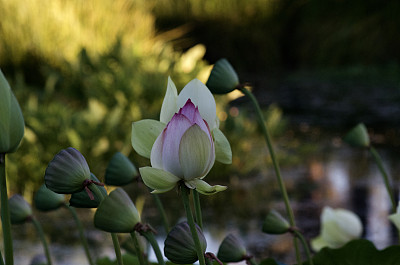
xmin=151 ymin=193 xmax=170 ymax=233
xmin=239 ymin=87 xmax=301 ymax=264
xmin=89 ymin=183 xmax=124 ymax=265
xmin=369 ymin=146 xmax=396 ymax=212
xmin=31 ymin=217 xmax=52 ymax=265
xmin=0 ymin=154 xmax=13 ymax=265
xmin=64 ymin=205 xmax=94 ymax=265
xmin=180 ymin=185 xmax=206 ymax=265
xmin=248 ymin=258 xmax=258 ymax=265
xmin=130 ymin=232 xmax=146 ymax=265
xmin=140 ymin=230 xmax=165 ymax=265
xmin=192 ymin=190 xmax=203 ymax=229
xmin=293 ymin=230 xmax=314 ymax=265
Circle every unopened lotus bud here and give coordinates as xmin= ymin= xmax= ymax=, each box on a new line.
xmin=44 ymin=147 xmax=91 ymax=194
xmin=164 ymin=221 xmax=207 ymax=264
xmin=0 ymin=69 xmax=25 ymax=154
xmin=217 ymin=234 xmax=247 ymax=262
xmin=344 ymin=123 xmax=370 ymax=148
xmin=262 ymin=210 xmax=290 ymax=235
xmin=105 ymin=152 xmax=138 ymax=186
xmin=206 ymin=58 xmax=239 ymax=94
xmin=69 ymin=173 xmax=107 ymax=208
xmin=94 ymin=188 xmax=140 ymax=233
xmin=9 ymin=194 xmax=32 ymax=224
xmin=34 ymin=184 xmax=65 ymax=211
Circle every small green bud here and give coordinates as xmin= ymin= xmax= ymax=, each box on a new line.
xmin=69 ymin=173 xmax=107 ymax=208
xmin=164 ymin=221 xmax=207 ymax=264
xmin=94 ymin=188 xmax=141 ymax=233
xmin=217 ymin=234 xmax=247 ymax=262
xmin=206 ymin=58 xmax=239 ymax=94
xmin=34 ymin=184 xmax=65 ymax=211
xmin=0 ymin=69 xmax=25 ymax=153
xmin=262 ymin=210 xmax=290 ymax=235
xmin=344 ymin=123 xmax=370 ymax=148
xmin=44 ymin=147 xmax=91 ymax=194
xmin=105 ymin=152 xmax=138 ymax=186
xmin=9 ymin=194 xmax=32 ymax=225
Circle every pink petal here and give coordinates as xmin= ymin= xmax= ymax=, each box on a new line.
xmin=179 ymin=99 xmax=212 ymax=142
xmin=150 ymin=128 xmax=165 ymax=169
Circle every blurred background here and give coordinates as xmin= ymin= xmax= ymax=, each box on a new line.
xmin=1 ymin=0 xmax=400 ymax=264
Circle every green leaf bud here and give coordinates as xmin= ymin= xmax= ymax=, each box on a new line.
xmin=217 ymin=234 xmax=247 ymax=262
xmin=69 ymin=173 xmax=107 ymax=208
xmin=44 ymin=147 xmax=91 ymax=194
xmin=164 ymin=221 xmax=207 ymax=264
xmin=34 ymin=184 xmax=65 ymax=211
xmin=94 ymin=188 xmax=140 ymax=233
xmin=0 ymin=69 xmax=25 ymax=153
xmin=206 ymin=58 xmax=239 ymax=94
xmin=105 ymin=152 xmax=138 ymax=186
xmin=9 ymin=194 xmax=32 ymax=225
xmin=262 ymin=210 xmax=290 ymax=235
xmin=344 ymin=123 xmax=370 ymax=148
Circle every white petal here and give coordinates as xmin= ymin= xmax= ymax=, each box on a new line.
xmin=179 ymin=124 xmax=212 ymax=180
xmin=160 ymin=77 xmax=178 ymax=123
xmin=150 ymin=128 xmax=165 ymax=169
xmin=213 ymin=128 xmax=232 ymax=164
xmin=186 ymin=179 xmax=227 ymax=195
xmin=139 ymin=167 xmax=180 ymax=193
xmin=177 ymin=79 xmax=218 ymax=130
xmin=131 ymin=119 xmax=165 ymax=158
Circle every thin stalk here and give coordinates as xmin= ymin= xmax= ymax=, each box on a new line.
xmin=0 ymin=154 xmax=13 ymax=265
xmin=64 ymin=204 xmax=94 ymax=265
xmin=180 ymin=185 xmax=206 ymax=265
xmin=140 ymin=230 xmax=165 ymax=265
xmin=89 ymin=183 xmax=124 ymax=265
xmin=130 ymin=232 xmax=146 ymax=265
xmin=151 ymin=193 xmax=170 ymax=233
xmin=369 ymin=146 xmax=396 ymax=212
xmin=239 ymin=87 xmax=301 ymax=264
xmin=293 ymin=230 xmax=314 ymax=265
xmin=31 ymin=217 xmax=52 ymax=265
xmin=192 ymin=190 xmax=203 ymax=229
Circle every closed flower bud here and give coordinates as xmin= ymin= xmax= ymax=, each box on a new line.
xmin=164 ymin=221 xmax=207 ymax=264
xmin=44 ymin=147 xmax=91 ymax=194
xmin=262 ymin=210 xmax=290 ymax=235
xmin=105 ymin=152 xmax=138 ymax=186
xmin=34 ymin=184 xmax=65 ymax=211
xmin=206 ymin=58 xmax=239 ymax=94
xmin=94 ymin=188 xmax=140 ymax=233
xmin=217 ymin=234 xmax=247 ymax=262
xmin=344 ymin=123 xmax=370 ymax=148
xmin=9 ymin=194 xmax=32 ymax=225
xmin=0 ymin=69 xmax=25 ymax=154
xmin=69 ymin=173 xmax=107 ymax=208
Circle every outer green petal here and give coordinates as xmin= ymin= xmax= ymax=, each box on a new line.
xmin=311 ymin=235 xmax=328 ymax=252
xmin=389 ymin=212 xmax=400 ymax=231
xmin=212 ymin=128 xmax=232 ymax=164
xmin=160 ymin=76 xmax=178 ymax=123
xmin=186 ymin=179 xmax=227 ymax=195
xmin=131 ymin=119 xmax=165 ymax=158
xmin=139 ymin=167 xmax=180 ymax=193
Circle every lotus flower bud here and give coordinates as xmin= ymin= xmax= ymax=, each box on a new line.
xmin=311 ymin=207 xmax=363 ymax=251
xmin=9 ymin=194 xmax=32 ymax=225
xmin=164 ymin=221 xmax=207 ymax=264
xmin=206 ymin=58 xmax=240 ymax=94
xmin=0 ymin=69 xmax=25 ymax=154
xmin=217 ymin=234 xmax=248 ymax=262
xmin=34 ymin=184 xmax=65 ymax=211
xmin=69 ymin=173 xmax=107 ymax=208
xmin=105 ymin=152 xmax=138 ymax=186
xmin=262 ymin=210 xmax=290 ymax=235
xmin=94 ymin=188 xmax=140 ymax=233
xmin=344 ymin=123 xmax=370 ymax=148
xmin=44 ymin=147 xmax=91 ymax=194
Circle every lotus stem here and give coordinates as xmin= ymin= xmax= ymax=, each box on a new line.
xmin=181 ymin=185 xmax=206 ymax=265
xmin=31 ymin=216 xmax=52 ymax=265
xmin=140 ymin=230 xmax=165 ymax=265
xmin=293 ymin=230 xmax=314 ymax=265
xmin=238 ymin=87 xmax=301 ymax=264
xmin=151 ymin=193 xmax=170 ymax=233
xmin=64 ymin=204 xmax=94 ymax=265
xmin=0 ymin=154 xmax=13 ymax=265
xmin=130 ymin=232 xmax=146 ymax=265
xmin=192 ymin=190 xmax=203 ymax=229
